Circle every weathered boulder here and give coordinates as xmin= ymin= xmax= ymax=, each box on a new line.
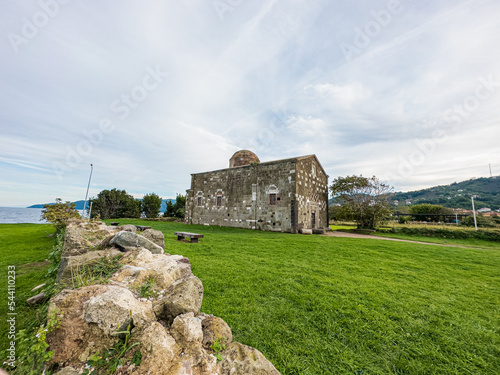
xmin=118 ymin=224 xmax=137 ymax=233
xmin=111 ymin=249 xmax=192 ymax=292
xmin=110 ymin=231 xmax=164 ymax=254
xmin=199 ymin=314 xmax=233 ymax=350
xmin=63 ymin=220 xmax=118 ymax=256
xmin=82 ymin=285 xmax=155 ymax=334
xmin=218 ymin=342 xmax=281 ymax=374
xmin=154 ymin=276 xmax=204 ymax=324
xmin=57 ymin=249 xmax=122 ymax=285
xmin=47 ymin=284 xmax=155 ymax=368
xmin=133 ymin=322 xmax=179 ymax=374
xmin=142 ymin=228 xmax=165 ymax=249
xmin=26 ymin=292 xmax=46 ymax=305
xmin=53 ymin=367 xmax=80 ymax=375
xmin=171 ymin=312 xmax=203 ymax=344
xmin=47 ymin=286 xmax=117 ymax=366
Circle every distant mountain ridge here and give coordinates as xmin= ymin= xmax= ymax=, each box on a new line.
xmin=391 ymin=176 xmax=500 ymax=210
xmin=28 ymin=199 xmax=175 ymax=212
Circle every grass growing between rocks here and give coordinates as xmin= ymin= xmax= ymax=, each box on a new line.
xmin=112 ymin=220 xmax=500 ymax=375
xmin=0 ymin=224 xmax=56 ymax=366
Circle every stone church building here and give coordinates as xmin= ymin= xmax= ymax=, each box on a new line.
xmin=185 ymin=150 xmax=329 ymax=233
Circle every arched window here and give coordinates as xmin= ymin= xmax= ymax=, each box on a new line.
xmin=267 ymin=185 xmax=279 ymax=206
xmin=216 ymin=192 xmax=223 ymax=207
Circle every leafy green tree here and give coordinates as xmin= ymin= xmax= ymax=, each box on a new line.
xmin=41 ymin=198 xmax=81 ymax=230
xmin=163 ymin=194 xmax=186 ymax=218
xmin=142 ymin=193 xmax=162 ymax=218
xmin=89 ymin=189 xmax=141 ymax=219
xmin=164 ymin=200 xmax=175 ymax=217
xmin=329 ymin=175 xmax=393 ymax=229
xmin=173 ymin=194 xmax=186 ymax=219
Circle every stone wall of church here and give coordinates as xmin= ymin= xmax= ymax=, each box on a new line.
xmin=185 ymin=160 xmax=297 ymax=232
xmin=295 ymin=157 xmax=329 ymax=231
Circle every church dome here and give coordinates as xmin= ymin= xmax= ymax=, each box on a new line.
xmin=229 ymin=150 xmax=260 ymax=168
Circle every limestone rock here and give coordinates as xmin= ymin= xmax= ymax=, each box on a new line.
xmin=142 ymin=228 xmax=165 ymax=249
xmin=56 ymin=249 xmax=122 ymax=285
xmin=118 ymin=224 xmax=137 ymax=233
xmin=82 ymin=285 xmax=155 ymax=334
xmin=26 ymin=292 xmax=46 ymax=305
xmin=133 ymin=322 xmax=179 ymax=374
xmin=218 ymin=342 xmax=280 ymax=375
xmin=167 ymin=347 xmax=218 ymax=375
xmin=53 ymin=367 xmax=81 ymax=375
xmin=110 ymin=231 xmax=164 ymax=254
xmin=154 ymin=276 xmax=204 ymax=324
xmin=63 ymin=220 xmax=118 ymax=256
xmin=112 ymin=250 xmax=192 ymax=292
xmin=199 ymin=314 xmax=233 ymax=350
xmin=47 ymin=285 xmax=117 ymax=366
xmin=171 ymin=312 xmax=203 ymax=344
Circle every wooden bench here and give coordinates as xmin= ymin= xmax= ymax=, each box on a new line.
xmin=135 ymin=225 xmax=152 ymax=231
xmin=174 ymin=231 xmax=204 ymax=243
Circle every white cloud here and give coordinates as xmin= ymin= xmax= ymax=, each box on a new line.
xmin=1 ymin=0 xmax=500 ymax=206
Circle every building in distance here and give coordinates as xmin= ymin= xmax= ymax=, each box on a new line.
xmin=185 ymin=150 xmax=329 ymax=233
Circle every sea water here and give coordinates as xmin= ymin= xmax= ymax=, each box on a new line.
xmin=0 ymin=207 xmax=47 ymax=224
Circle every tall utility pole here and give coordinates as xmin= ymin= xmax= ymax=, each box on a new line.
xmin=82 ymin=164 xmax=94 ymax=219
xmin=489 ymin=164 xmax=492 ymax=178
xmin=471 ymin=195 xmax=478 ymax=231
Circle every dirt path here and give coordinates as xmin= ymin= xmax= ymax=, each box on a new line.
xmin=322 ymin=231 xmax=460 ymax=247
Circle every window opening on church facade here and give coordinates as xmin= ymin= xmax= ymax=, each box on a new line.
xmin=269 ymin=193 xmax=277 ymax=205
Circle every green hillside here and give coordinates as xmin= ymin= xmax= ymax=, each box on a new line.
xmin=391 ymin=177 xmax=500 ymax=210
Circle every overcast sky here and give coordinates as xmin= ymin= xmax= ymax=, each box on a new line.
xmin=1 ymin=0 xmax=499 ymax=207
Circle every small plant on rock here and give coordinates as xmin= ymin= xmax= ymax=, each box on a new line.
xmin=83 ymin=311 xmax=141 ymax=375
xmin=210 ymin=336 xmax=227 ymax=363
xmin=139 ymin=276 xmax=160 ymax=299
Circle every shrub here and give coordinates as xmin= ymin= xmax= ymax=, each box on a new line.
xmin=460 ymin=215 xmax=497 ymax=228
xmin=41 ymin=198 xmax=81 ymax=230
xmin=377 ymin=226 xmax=500 ymax=242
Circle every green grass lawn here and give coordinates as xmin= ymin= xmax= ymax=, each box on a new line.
xmin=2 ymin=221 xmax=500 ymax=374
xmin=0 ymin=224 xmax=56 ymax=361
xmin=115 ymin=220 xmax=500 ymax=374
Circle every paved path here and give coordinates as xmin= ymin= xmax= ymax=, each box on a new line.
xmin=322 ymin=230 xmax=459 ymax=247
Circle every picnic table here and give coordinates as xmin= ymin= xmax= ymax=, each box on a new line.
xmin=174 ymin=231 xmax=204 ymax=243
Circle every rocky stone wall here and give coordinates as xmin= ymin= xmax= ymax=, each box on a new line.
xmin=48 ymin=220 xmax=280 ymax=375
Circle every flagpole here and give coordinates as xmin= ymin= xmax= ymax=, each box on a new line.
xmin=82 ymin=164 xmax=93 ymax=219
